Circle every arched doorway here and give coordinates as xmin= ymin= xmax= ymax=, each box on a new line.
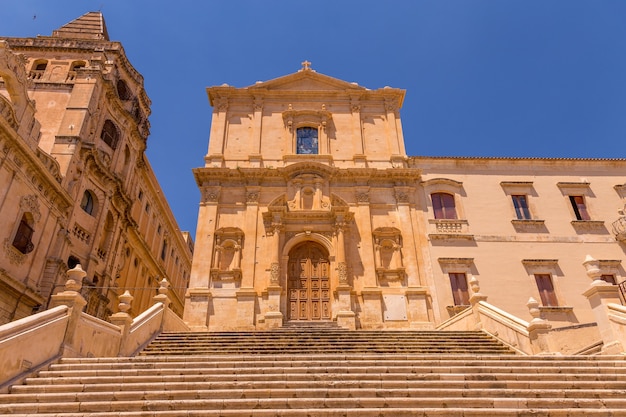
xmin=287 ymin=242 xmax=331 ymax=321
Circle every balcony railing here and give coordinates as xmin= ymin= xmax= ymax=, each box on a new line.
xmin=612 ymin=216 xmax=626 ymax=242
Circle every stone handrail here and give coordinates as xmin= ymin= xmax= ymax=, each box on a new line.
xmin=0 ymin=305 xmax=70 ymax=392
xmin=120 ymin=303 xmax=165 ymax=356
xmin=437 ymin=300 xmax=531 ymax=354
xmin=0 ymin=265 xmax=190 ymax=390
xmin=163 ymin=306 xmax=191 ymax=331
xmin=476 ymin=301 xmax=532 ymax=354
xmin=436 ymin=276 xmax=553 ymax=355
xmin=71 ymin=312 xmax=122 ymax=358
xmin=435 ymin=305 xmax=474 ymax=330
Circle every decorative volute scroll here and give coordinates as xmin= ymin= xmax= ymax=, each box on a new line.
xmin=373 ymin=227 xmax=405 ymax=284
xmin=211 ymin=227 xmax=244 ymax=282
xmin=282 ymin=107 xmax=332 ymax=134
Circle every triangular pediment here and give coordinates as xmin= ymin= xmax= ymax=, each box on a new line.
xmin=249 ymin=66 xmax=367 ymax=92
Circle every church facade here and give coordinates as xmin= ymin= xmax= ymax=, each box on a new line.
xmin=184 ymin=62 xmax=626 ymax=334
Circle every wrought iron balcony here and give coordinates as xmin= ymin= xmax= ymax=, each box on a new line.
xmin=612 ymin=216 xmax=626 ymax=242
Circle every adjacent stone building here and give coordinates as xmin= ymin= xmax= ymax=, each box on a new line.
xmin=0 ymin=12 xmax=193 ymax=324
xmin=184 ymin=61 xmax=626 ymax=335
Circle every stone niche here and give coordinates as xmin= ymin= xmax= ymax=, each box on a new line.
xmin=372 ymin=227 xmax=405 ymax=287
xmin=210 ymin=227 xmax=244 ymax=287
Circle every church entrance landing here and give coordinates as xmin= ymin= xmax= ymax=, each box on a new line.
xmin=287 ymin=242 xmax=331 ymax=321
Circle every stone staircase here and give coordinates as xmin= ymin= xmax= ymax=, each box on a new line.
xmin=2 ymin=329 xmax=626 ymax=416
xmin=141 ymin=329 xmax=518 ymax=355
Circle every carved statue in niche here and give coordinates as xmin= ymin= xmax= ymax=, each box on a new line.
xmin=372 ymin=227 xmax=405 ymax=285
xmin=211 ymin=227 xmax=243 ymax=282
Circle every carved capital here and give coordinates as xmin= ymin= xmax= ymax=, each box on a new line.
xmin=355 ymin=191 xmax=369 ymax=203
xmin=394 ymin=189 xmax=409 ymax=204
xmin=215 ymin=98 xmax=229 ymax=111
xmin=246 ymin=191 xmax=259 ymax=203
xmin=201 ymin=187 xmax=220 ymax=203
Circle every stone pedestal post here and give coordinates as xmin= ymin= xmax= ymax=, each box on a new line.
xmin=406 ymin=287 xmax=432 ymax=329
xmin=265 ymin=285 xmax=283 ymax=329
xmin=469 ymin=276 xmax=488 ymax=331
xmin=526 ymin=297 xmax=553 ymax=355
xmin=360 ymin=288 xmax=383 ymax=329
xmin=582 ymin=255 xmax=624 ymax=354
xmin=235 ymin=288 xmax=257 ymax=330
xmin=49 ymin=264 xmax=88 ymax=356
xmin=110 ymin=290 xmax=134 ymax=356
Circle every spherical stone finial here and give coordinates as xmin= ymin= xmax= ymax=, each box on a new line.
xmin=469 ymin=276 xmax=480 ymax=294
xmin=158 ymin=278 xmax=170 ymax=296
xmin=583 ymin=255 xmax=604 ymax=284
xmin=527 ymin=297 xmax=541 ymax=320
xmin=65 ymin=263 xmax=86 ymax=292
xmin=118 ymin=290 xmax=133 ymax=313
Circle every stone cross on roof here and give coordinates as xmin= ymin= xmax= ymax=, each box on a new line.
xmin=301 ymin=60 xmax=312 ymax=71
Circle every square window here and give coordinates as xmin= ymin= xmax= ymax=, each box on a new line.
xmin=296 ymin=127 xmax=318 ymax=154
xmin=569 ymin=195 xmax=590 ymax=220
xmin=534 ymin=274 xmax=558 ymax=307
xmin=512 ymin=195 xmax=531 ymax=220
xmin=449 ymin=272 xmax=469 ymax=306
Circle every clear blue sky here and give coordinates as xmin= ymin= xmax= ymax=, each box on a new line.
xmin=3 ymin=1 xmax=626 ymax=238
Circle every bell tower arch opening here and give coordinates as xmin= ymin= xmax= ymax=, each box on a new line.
xmin=287 ymin=241 xmax=331 ymax=321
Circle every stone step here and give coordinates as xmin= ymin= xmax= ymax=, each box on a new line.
xmin=12 ymin=378 xmax=626 ymax=394
xmin=4 ymin=409 xmax=624 ymax=417
xmin=4 ymin=386 xmax=626 ymax=404
xmin=5 ymin=330 xmax=624 ymax=416
xmin=2 ymin=396 xmax=625 ymax=414
xmin=52 ymin=353 xmax=626 ymax=363
xmin=20 ymin=372 xmax=626 ymax=388
xmin=35 ymin=364 xmax=626 ymax=378
xmin=139 ymin=330 xmax=519 ymax=356
xmin=44 ymin=357 xmax=626 ymax=370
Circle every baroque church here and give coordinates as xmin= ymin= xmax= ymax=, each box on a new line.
xmin=6 ymin=12 xmax=626 ymax=416
xmin=184 ymin=58 xmax=626 ymax=350
xmin=0 ymin=12 xmax=625 ymax=354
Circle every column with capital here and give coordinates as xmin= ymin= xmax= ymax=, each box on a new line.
xmin=265 ymin=222 xmax=283 ymax=328
xmin=335 ymin=217 xmax=356 ymax=330
xmin=183 ymin=186 xmax=219 ymax=330
xmin=249 ymin=98 xmax=263 ymax=167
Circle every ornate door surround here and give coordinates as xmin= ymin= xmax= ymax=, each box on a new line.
xmin=287 ymin=242 xmax=331 ymax=321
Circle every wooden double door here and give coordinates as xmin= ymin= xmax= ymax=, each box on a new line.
xmin=288 ymin=242 xmax=331 ymax=321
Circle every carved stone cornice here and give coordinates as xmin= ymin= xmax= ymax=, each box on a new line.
xmin=0 ymin=136 xmax=71 ymax=212
xmin=2 ymin=37 xmax=145 ymax=89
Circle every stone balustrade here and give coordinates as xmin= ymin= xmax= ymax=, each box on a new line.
xmin=0 ymin=264 xmax=187 ymax=391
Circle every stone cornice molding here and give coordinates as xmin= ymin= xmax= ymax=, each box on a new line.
xmin=193 ymin=165 xmax=421 ymax=187
xmin=0 ymin=133 xmax=72 ymax=212
xmin=206 ymin=68 xmax=405 ymax=109
xmin=522 ymin=259 xmax=559 ymax=266
xmin=421 ymin=177 xmax=463 ymax=188
xmin=438 ymin=257 xmax=474 ymax=267
xmin=2 ymin=37 xmax=146 ymax=90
